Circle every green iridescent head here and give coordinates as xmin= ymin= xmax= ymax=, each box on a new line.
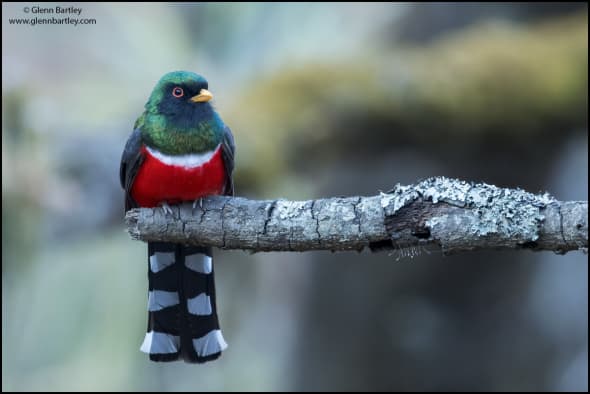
xmin=136 ymin=71 xmax=226 ymax=155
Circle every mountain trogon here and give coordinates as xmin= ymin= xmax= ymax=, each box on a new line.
xmin=120 ymin=71 xmax=235 ymax=363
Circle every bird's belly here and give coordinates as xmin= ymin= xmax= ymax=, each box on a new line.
xmin=131 ymin=145 xmax=226 ymax=208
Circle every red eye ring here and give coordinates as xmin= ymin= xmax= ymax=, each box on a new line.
xmin=172 ymin=87 xmax=184 ymax=98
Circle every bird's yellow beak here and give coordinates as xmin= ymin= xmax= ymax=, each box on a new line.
xmin=190 ymin=89 xmax=213 ymax=103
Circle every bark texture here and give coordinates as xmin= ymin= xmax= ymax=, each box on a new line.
xmin=126 ymin=177 xmax=588 ymax=254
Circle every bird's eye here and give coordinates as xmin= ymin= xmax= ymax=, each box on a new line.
xmin=172 ymin=87 xmax=184 ymax=98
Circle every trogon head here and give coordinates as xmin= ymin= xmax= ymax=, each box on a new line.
xmin=138 ymin=71 xmax=226 ymax=155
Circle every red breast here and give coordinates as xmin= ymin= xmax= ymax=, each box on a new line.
xmin=131 ymin=144 xmax=226 ymax=208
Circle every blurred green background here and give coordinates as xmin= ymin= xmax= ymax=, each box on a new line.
xmin=2 ymin=2 xmax=588 ymax=391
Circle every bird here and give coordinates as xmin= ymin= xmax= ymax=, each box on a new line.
xmin=119 ymin=71 xmax=235 ymax=363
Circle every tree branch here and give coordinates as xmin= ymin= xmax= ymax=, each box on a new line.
xmin=125 ymin=177 xmax=588 ymax=255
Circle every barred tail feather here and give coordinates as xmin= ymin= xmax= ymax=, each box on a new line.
xmin=140 ymin=242 xmax=227 ymax=363
xmin=179 ymin=244 xmax=227 ymax=362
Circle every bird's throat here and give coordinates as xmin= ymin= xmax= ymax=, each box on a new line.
xmin=141 ymin=111 xmax=224 ymax=156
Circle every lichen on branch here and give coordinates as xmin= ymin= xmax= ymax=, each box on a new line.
xmin=125 ymin=177 xmax=588 ymax=255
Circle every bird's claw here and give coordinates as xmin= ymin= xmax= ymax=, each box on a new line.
xmin=193 ymin=198 xmax=204 ymax=210
xmin=160 ymin=202 xmax=174 ymax=216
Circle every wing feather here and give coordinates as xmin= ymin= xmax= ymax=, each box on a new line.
xmin=119 ymin=128 xmax=144 ymax=211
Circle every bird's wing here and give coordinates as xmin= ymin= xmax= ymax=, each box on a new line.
xmin=221 ymin=125 xmax=236 ymax=196
xmin=119 ymin=128 xmax=145 ymax=212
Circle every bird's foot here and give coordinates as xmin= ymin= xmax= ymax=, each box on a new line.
xmin=192 ymin=198 xmax=204 ymax=210
xmin=160 ymin=201 xmax=174 ymax=216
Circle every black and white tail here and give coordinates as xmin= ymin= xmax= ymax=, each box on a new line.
xmin=140 ymin=242 xmax=227 ymax=363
